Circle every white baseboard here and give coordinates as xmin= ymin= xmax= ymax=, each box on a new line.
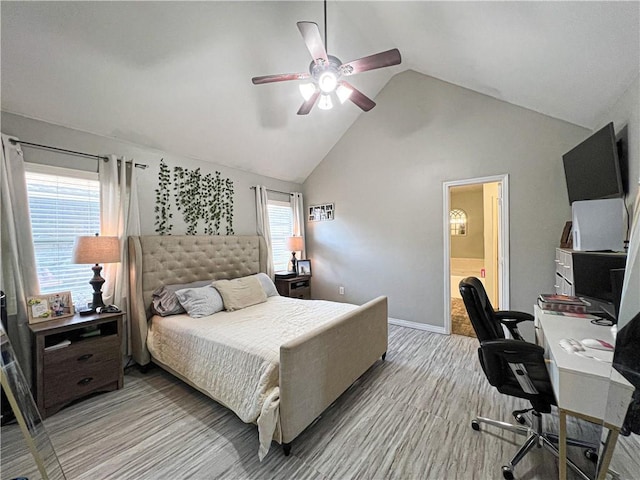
xmin=388 ymin=317 xmax=448 ymax=335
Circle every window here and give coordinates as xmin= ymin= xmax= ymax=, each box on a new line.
xmin=25 ymin=163 xmax=101 ymax=308
xmin=267 ymin=200 xmax=293 ymax=272
xmin=450 ymin=208 xmax=467 ymax=236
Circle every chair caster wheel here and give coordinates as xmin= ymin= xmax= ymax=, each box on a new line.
xmin=514 ymin=413 xmax=526 ymax=425
xmin=502 ymin=465 xmax=514 ymax=480
xmin=471 ymin=420 xmax=480 ymax=431
xmin=584 ymin=448 xmax=598 ymax=463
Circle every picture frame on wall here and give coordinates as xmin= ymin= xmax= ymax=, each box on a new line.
xmin=27 ymin=291 xmax=75 ymax=324
xmin=297 ymin=259 xmax=312 ymax=276
xmin=308 ymin=203 xmax=335 ymax=222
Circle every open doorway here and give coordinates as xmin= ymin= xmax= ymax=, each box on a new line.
xmin=443 ymin=175 xmax=510 ymax=336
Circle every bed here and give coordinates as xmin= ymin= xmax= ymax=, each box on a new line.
xmin=128 ymin=235 xmax=388 ymax=458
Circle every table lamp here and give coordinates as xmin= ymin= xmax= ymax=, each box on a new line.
xmin=286 ymin=236 xmax=304 ymax=273
xmin=72 ymin=234 xmax=120 ymax=313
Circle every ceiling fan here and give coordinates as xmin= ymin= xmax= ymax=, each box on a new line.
xmin=251 ymin=3 xmax=401 ymax=115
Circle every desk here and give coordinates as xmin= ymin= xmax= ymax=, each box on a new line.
xmin=535 ymin=306 xmax=634 ymax=480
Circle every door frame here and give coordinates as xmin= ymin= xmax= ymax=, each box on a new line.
xmin=442 ymin=174 xmax=510 ymax=334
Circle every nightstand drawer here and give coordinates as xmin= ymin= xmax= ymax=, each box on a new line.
xmin=43 ymin=334 xmax=119 ymax=369
xmin=290 ymin=287 xmax=310 ymax=299
xmin=43 ymin=360 xmax=120 ymax=408
xmin=43 ymin=335 xmax=120 ymax=408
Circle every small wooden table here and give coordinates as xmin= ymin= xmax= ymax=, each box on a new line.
xmin=29 ymin=311 xmax=123 ymax=418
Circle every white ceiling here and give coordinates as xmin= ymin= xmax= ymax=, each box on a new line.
xmin=2 ymin=1 xmax=638 ymax=184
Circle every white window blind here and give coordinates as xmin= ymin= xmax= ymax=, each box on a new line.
xmin=25 ymin=164 xmax=100 ymax=309
xmin=267 ymin=200 xmax=293 ymax=272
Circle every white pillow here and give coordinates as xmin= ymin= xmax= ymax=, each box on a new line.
xmin=254 ymin=273 xmax=279 ymax=297
xmin=175 ymin=285 xmax=224 ymax=318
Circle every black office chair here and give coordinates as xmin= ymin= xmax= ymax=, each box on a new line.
xmin=459 ymin=277 xmax=596 ymax=480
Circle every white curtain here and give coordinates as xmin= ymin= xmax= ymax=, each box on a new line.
xmin=255 ymin=185 xmax=274 ymax=278
xmin=291 ymin=192 xmax=306 ymax=259
xmin=0 ymin=134 xmax=40 ymax=383
xmin=99 ymin=155 xmax=141 ymax=354
xmin=618 ymin=187 xmax=640 ymax=330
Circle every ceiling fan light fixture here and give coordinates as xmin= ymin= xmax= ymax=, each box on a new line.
xmin=299 ymin=82 xmax=317 ymax=101
xmin=336 ymin=84 xmax=353 ymax=104
xmin=318 ymin=94 xmax=333 ymax=110
xmin=318 ymin=71 xmax=338 ymax=93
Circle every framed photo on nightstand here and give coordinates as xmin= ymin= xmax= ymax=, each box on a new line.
xmin=27 ymin=291 xmax=75 ymax=324
xmin=297 ymin=259 xmax=312 ymax=276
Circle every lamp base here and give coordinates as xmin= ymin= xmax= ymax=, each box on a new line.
xmin=78 ymin=308 xmax=95 ymax=316
xmin=89 ymin=263 xmax=106 ymax=311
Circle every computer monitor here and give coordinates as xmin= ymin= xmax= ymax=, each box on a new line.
xmin=573 ymin=252 xmax=627 ymax=302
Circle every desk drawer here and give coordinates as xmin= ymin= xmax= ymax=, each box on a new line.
xmin=561 ymin=251 xmax=573 ymax=283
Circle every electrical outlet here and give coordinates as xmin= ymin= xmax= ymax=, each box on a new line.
xmin=339 ymin=286 xmax=344 ymax=295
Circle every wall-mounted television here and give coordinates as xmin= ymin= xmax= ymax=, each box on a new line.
xmin=562 ymin=122 xmax=625 ymax=204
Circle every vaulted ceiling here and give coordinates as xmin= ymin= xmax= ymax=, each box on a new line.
xmin=2 ymin=2 xmax=638 ymax=183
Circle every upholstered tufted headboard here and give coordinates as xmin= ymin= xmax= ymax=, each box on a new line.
xmin=128 ymin=235 xmax=268 ymax=365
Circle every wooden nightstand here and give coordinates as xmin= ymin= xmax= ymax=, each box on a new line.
xmin=275 ymin=276 xmax=311 ymax=299
xmin=29 ymin=311 xmax=123 ymax=418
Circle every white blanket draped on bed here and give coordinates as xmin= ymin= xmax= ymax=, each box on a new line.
xmin=146 ymin=296 xmax=357 ymax=459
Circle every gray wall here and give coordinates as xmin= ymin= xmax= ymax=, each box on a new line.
xmin=303 ymin=70 xmax=590 ymax=328
xmin=1 ymin=112 xmax=301 ymax=235
xmin=450 ymin=187 xmax=484 ymax=259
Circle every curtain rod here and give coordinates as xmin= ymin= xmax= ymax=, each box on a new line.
xmin=10 ymin=139 xmax=148 ymax=169
xmin=250 ymin=186 xmax=293 ymax=196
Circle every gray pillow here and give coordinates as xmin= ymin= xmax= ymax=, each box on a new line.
xmin=175 ymin=285 xmax=225 ymax=318
xmin=254 ymin=273 xmax=279 ymax=297
xmin=151 ymin=280 xmax=212 ymax=316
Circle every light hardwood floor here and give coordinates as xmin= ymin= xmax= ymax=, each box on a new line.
xmin=2 ymin=325 xmax=637 ymax=479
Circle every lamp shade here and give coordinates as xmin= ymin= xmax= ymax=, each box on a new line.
xmin=286 ymin=236 xmax=304 ymax=252
xmin=72 ymin=235 xmax=121 ymax=264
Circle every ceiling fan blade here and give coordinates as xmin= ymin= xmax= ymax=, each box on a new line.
xmin=340 ymin=48 xmax=402 ymax=76
xmin=297 ymin=91 xmax=321 ymax=115
xmin=340 ymin=81 xmax=376 ymax=112
xmin=252 ymin=72 xmax=310 ymax=85
xmin=297 ymin=21 xmax=328 ymax=65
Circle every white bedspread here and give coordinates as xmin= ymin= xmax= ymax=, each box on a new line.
xmin=146 ymin=296 xmax=357 ymax=459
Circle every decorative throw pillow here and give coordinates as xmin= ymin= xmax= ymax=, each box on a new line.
xmin=174 ymin=285 xmax=224 ymax=318
xmin=212 ymin=276 xmax=268 ymax=312
xmin=151 ymin=280 xmax=212 ymax=316
xmin=254 ymin=273 xmax=279 ymax=297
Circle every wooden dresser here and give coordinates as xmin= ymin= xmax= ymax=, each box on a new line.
xmin=29 ymin=311 xmax=123 ymax=418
